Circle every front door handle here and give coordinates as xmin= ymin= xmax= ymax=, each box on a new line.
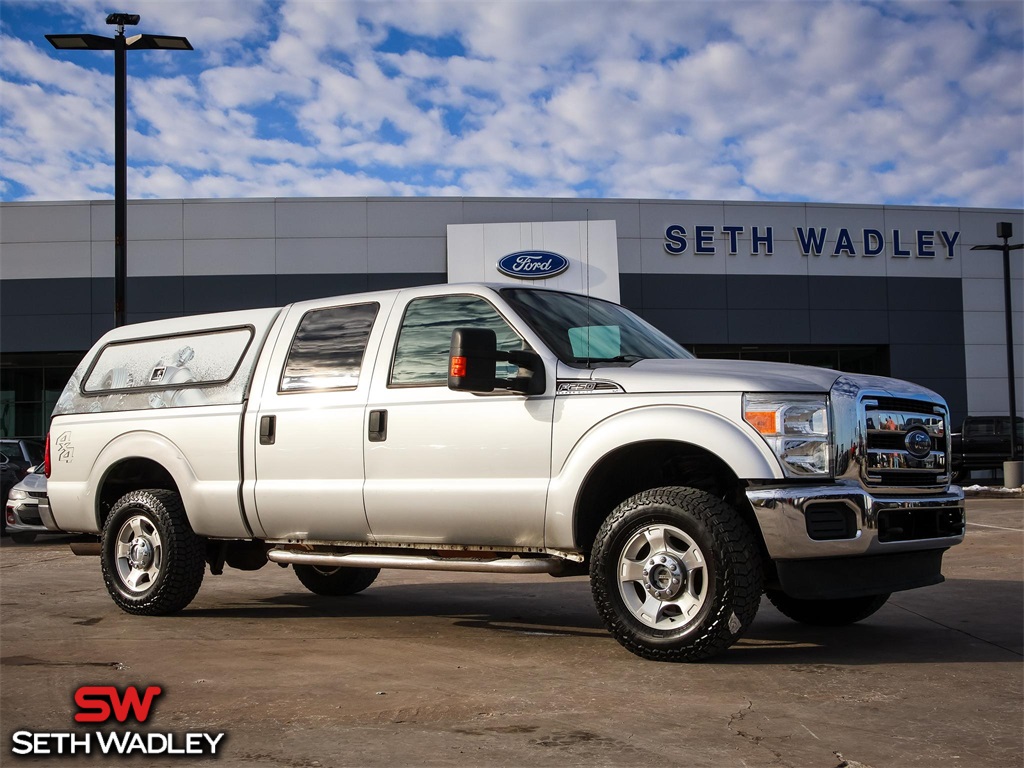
xmin=368 ymin=410 xmax=387 ymax=442
xmin=259 ymin=415 xmax=276 ymax=445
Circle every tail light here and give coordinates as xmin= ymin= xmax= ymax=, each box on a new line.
xmin=44 ymin=432 xmax=51 ymax=478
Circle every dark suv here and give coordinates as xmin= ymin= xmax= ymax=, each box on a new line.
xmin=0 ymin=438 xmax=44 ymax=478
xmin=951 ymin=416 xmax=1024 ymax=481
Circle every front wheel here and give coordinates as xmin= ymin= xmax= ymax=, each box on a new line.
xmin=766 ymin=590 xmax=890 ymax=626
xmin=590 ymin=486 xmax=764 ymax=662
xmin=101 ymin=489 xmax=205 ymax=615
xmin=10 ymin=532 xmax=36 ymax=544
xmin=294 ymin=564 xmax=380 ymax=596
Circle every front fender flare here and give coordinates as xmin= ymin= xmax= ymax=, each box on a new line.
xmin=545 ymin=405 xmax=781 ymax=550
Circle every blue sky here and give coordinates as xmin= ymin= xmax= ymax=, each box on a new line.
xmin=1 ymin=0 xmax=1021 ymax=207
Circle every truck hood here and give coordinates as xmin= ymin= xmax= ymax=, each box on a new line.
xmin=589 ymin=358 xmax=840 ymax=394
xmin=586 ymin=359 xmax=944 ymax=401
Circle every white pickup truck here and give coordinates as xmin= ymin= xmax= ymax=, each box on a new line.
xmin=41 ymin=283 xmax=965 ymax=661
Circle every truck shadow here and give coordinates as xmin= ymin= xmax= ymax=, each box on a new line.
xmin=730 ymin=576 xmax=1023 ymax=665
xmin=196 ymin=577 xmax=603 ymax=633
xmin=187 ymin=575 xmax=1022 ymax=665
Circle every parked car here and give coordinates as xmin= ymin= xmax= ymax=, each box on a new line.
xmin=5 ymin=464 xmax=50 ymax=543
xmin=0 ymin=438 xmax=45 ymax=480
xmin=0 ymin=456 xmax=19 ymax=534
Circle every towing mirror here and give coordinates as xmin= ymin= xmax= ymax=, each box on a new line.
xmin=448 ymin=328 xmax=545 ymax=396
xmin=449 ymin=327 xmax=498 ymax=392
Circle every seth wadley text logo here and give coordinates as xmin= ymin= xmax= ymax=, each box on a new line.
xmin=10 ymin=685 xmax=226 ymax=758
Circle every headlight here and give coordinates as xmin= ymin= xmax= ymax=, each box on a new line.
xmin=7 ymin=488 xmax=28 ymax=501
xmin=744 ymin=394 xmax=831 ymax=477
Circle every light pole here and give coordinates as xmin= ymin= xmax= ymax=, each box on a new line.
xmin=971 ymin=222 xmax=1023 ymax=487
xmin=47 ymin=14 xmax=192 ymax=328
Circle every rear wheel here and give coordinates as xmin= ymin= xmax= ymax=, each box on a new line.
xmin=590 ymin=486 xmax=764 ymax=662
xmin=294 ymin=564 xmax=380 ymax=596
xmin=101 ymin=489 xmax=205 ymax=615
xmin=766 ymin=590 xmax=890 ymax=626
xmin=10 ymin=532 xmax=36 ymax=544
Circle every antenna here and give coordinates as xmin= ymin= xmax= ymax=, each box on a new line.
xmin=585 ymin=208 xmax=592 ymax=367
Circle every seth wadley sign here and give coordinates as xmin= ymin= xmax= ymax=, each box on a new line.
xmin=664 ymin=225 xmax=961 ymax=259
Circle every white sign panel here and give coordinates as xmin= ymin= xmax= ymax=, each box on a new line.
xmin=447 ymin=220 xmax=620 ymax=303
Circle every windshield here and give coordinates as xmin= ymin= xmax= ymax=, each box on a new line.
xmin=501 ymin=288 xmax=693 ymax=367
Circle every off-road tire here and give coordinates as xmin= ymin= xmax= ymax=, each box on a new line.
xmin=590 ymin=486 xmax=763 ymax=662
xmin=294 ymin=564 xmax=380 ymax=596
xmin=766 ymin=590 xmax=890 ymax=626
xmin=101 ymin=489 xmax=205 ymax=615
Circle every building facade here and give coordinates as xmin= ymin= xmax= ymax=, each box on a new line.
xmin=1 ymin=196 xmax=1021 ymax=441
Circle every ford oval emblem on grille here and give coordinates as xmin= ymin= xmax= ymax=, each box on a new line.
xmin=497 ymin=251 xmax=569 ymax=280
xmin=905 ymin=429 xmax=933 ymax=459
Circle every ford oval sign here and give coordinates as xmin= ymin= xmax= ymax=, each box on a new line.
xmin=497 ymin=251 xmax=569 ymax=280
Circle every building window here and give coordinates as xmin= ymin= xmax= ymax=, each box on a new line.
xmin=0 ymin=353 xmax=82 ymax=440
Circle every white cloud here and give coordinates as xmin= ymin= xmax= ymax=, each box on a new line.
xmin=199 ymin=65 xmax=312 ymax=110
xmin=0 ymin=0 xmax=1020 ymax=207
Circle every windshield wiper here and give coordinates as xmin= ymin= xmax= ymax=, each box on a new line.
xmin=575 ymin=355 xmax=646 ymax=366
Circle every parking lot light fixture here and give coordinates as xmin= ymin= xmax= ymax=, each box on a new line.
xmin=47 ymin=14 xmax=192 ymax=328
xmin=971 ymin=222 xmax=1023 ymax=485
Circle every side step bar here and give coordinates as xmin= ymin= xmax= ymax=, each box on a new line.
xmin=267 ymin=549 xmax=564 ymax=574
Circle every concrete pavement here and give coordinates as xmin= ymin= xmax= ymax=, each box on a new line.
xmin=1 ymin=497 xmax=1020 ymax=767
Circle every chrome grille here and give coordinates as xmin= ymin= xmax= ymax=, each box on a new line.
xmin=861 ymin=397 xmax=948 ymax=488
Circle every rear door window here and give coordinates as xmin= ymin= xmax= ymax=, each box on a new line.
xmin=280 ymin=303 xmax=379 ymax=392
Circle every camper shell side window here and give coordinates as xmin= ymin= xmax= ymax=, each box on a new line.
xmin=55 ymin=326 xmax=257 ymax=415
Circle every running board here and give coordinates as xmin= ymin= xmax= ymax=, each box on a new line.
xmin=267 ymin=549 xmax=565 ymax=574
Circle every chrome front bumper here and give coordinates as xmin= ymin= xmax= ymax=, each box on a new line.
xmin=746 ymin=484 xmax=965 ymax=560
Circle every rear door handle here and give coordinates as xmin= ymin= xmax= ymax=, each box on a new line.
xmin=368 ymin=409 xmax=387 ymax=442
xmin=259 ymin=415 xmax=276 ymax=445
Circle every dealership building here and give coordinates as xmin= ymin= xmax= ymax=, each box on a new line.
xmin=0 ymin=196 xmax=1021 ymax=442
